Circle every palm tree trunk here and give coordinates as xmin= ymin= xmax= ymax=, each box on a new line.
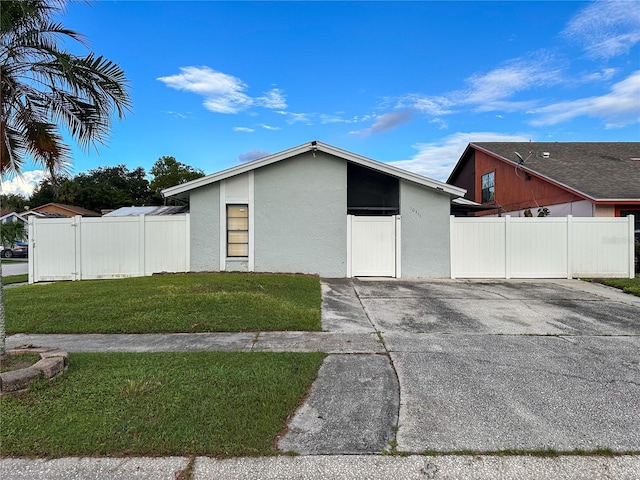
xmin=0 ymin=261 xmax=6 ymax=358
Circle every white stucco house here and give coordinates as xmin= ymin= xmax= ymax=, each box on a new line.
xmin=162 ymin=141 xmax=465 ymax=278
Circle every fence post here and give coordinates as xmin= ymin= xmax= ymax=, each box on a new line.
xmin=504 ymin=216 xmax=511 ymax=279
xmin=74 ymin=215 xmax=82 ymax=281
xmin=395 ymin=215 xmax=402 ymax=279
xmin=28 ymin=216 xmax=35 ymax=284
xmin=185 ymin=213 xmax=191 ymax=273
xmin=450 ymin=215 xmax=456 ymax=279
xmin=629 ymin=215 xmax=635 ymax=279
xmin=139 ymin=214 xmax=146 ymax=276
xmin=566 ymin=215 xmax=573 ymax=279
xmin=346 ymin=215 xmax=352 ymax=278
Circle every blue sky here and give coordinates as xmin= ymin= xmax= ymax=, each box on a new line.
xmin=3 ymin=0 xmax=639 ymax=197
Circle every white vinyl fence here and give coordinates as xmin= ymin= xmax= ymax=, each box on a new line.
xmin=28 ymin=215 xmax=190 ymax=283
xmin=450 ymin=215 xmax=635 ymax=279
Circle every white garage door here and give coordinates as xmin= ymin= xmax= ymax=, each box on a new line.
xmin=349 ymin=215 xmax=397 ymax=277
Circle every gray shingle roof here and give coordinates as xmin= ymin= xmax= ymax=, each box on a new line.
xmin=471 ymin=142 xmax=640 ymax=200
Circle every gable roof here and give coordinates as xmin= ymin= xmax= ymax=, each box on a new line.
xmin=163 ymin=141 xmax=465 ymax=199
xmin=0 ymin=212 xmax=27 ymax=223
xmin=451 ymin=142 xmax=640 ymax=201
xmin=31 ymin=203 xmax=102 ymax=217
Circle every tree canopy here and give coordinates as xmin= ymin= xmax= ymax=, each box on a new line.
xmin=23 ymin=156 xmax=204 ymax=212
xmin=149 ymin=156 xmax=205 ymax=203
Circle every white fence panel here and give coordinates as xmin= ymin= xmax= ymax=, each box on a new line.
xmin=508 ymin=218 xmax=568 ymax=278
xmin=450 ymin=217 xmax=505 ymax=278
xmin=144 ymin=215 xmax=190 ymax=275
xmin=79 ymin=217 xmax=143 ymax=279
xmin=451 ymin=215 xmax=634 ymax=279
xmin=571 ymin=217 xmax=633 ymax=278
xmin=29 ymin=214 xmax=190 ymax=283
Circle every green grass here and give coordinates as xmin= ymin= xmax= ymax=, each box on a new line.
xmin=0 ymin=351 xmax=325 ymax=457
xmin=0 ymin=353 xmax=40 ymax=373
xmin=589 ymin=276 xmax=640 ymax=297
xmin=5 ymin=272 xmax=321 ymax=333
xmin=0 ymin=259 xmax=26 ymax=264
xmin=2 ymin=274 xmax=28 ymax=285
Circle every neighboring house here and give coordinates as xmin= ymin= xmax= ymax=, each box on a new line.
xmin=104 ymin=206 xmax=188 ymax=217
xmin=162 ymin=141 xmax=465 ymax=278
xmin=447 ymin=142 xmax=640 ymax=229
xmin=0 ymin=211 xmax=28 ymax=225
xmin=22 ymin=203 xmax=101 ymax=218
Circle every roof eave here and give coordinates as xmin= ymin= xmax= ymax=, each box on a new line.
xmin=163 ymin=141 xmax=466 ymax=199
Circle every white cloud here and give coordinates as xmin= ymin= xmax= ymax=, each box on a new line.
xmin=320 ymin=113 xmax=373 ymax=124
xmin=0 ymin=170 xmax=45 ymax=197
xmin=275 ymin=111 xmax=313 ymax=125
xmin=563 ymin=0 xmax=640 ymax=59
xmin=462 ymin=57 xmax=563 ymax=108
xmin=255 ymin=89 xmax=287 ymax=109
xmin=579 ymin=68 xmax=617 ymax=83
xmin=158 ymin=66 xmax=286 ymax=114
xmin=389 ymin=132 xmax=531 ymax=181
xmin=528 ymin=70 xmax=640 ymax=127
xmin=238 ymin=150 xmax=270 ymax=163
xmin=349 ymin=111 xmax=412 ymax=137
xmin=395 ymin=94 xmax=454 ymax=116
xmin=259 ymin=124 xmax=280 ymax=131
xmin=165 ymin=111 xmax=189 ymax=119
xmin=233 ymin=127 xmax=255 ymax=133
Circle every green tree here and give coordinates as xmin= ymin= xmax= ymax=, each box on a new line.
xmin=72 ymin=165 xmax=151 ymax=211
xmin=0 ymin=193 xmax=28 ymax=215
xmin=27 ymin=175 xmax=67 ymax=207
xmin=0 ymin=0 xmax=131 ymax=356
xmin=150 ymin=156 xmax=204 ymax=204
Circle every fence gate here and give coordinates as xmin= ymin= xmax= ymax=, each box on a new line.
xmin=348 ymin=215 xmax=398 ymax=277
xmin=30 ymin=217 xmax=78 ymax=281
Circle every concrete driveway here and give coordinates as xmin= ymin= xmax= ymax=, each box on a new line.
xmin=280 ymin=278 xmax=640 ymax=454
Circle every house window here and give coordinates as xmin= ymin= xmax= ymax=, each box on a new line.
xmin=227 ymin=204 xmax=248 ymax=257
xmin=481 ymin=171 xmax=495 ymax=203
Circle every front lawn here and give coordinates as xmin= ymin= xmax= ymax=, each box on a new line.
xmin=0 ymin=352 xmax=325 ymax=457
xmin=4 ymin=272 xmax=321 ymax=333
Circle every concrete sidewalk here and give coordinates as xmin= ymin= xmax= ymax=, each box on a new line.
xmin=6 ymin=331 xmax=384 ymax=354
xmin=2 ymin=455 xmax=640 ymax=479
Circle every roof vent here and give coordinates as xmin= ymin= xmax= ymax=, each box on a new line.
xmin=541 ymin=152 xmax=550 ymax=158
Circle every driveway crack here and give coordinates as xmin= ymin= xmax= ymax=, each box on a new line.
xmin=351 ymin=279 xmax=401 ymax=453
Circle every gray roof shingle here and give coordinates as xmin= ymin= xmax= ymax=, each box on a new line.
xmin=471 ymin=142 xmax=640 ymax=200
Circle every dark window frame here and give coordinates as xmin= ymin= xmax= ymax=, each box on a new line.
xmin=481 ymin=171 xmax=495 ymax=204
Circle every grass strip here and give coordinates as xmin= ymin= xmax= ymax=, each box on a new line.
xmin=2 ymin=274 xmax=28 ymax=285
xmin=5 ymin=272 xmax=321 ymax=333
xmin=588 ymin=276 xmax=640 ymax=297
xmin=1 ymin=351 xmax=325 ymax=457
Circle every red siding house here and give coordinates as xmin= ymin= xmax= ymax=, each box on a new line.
xmin=447 ymin=142 xmax=640 ymax=229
